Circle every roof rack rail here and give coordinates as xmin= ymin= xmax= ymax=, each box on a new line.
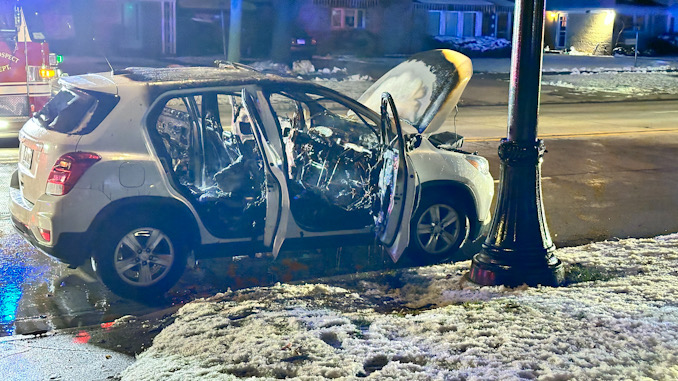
xmin=213 ymin=60 xmax=258 ymax=72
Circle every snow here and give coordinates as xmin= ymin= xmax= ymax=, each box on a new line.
xmin=542 ymin=66 xmax=678 ymax=96
xmin=247 ymin=54 xmax=678 ymax=99
xmin=121 ymin=234 xmax=678 ymax=380
xmin=434 ymin=36 xmax=511 ymax=53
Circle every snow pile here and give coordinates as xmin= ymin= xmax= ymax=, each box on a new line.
xmin=543 ymin=68 xmax=678 ymax=96
xmin=435 ymin=36 xmax=511 ymax=52
xmin=292 ymin=60 xmax=315 ymax=75
xmin=567 ymin=46 xmax=589 ymax=56
xmin=122 ymin=234 xmax=678 ymax=380
xmin=317 ymin=67 xmax=347 ymax=75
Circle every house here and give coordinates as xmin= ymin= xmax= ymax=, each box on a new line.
xmin=414 ymin=0 xmax=514 ymax=41
xmin=296 ymin=0 xmax=515 ymax=56
xmin=33 ymin=0 xmax=677 ymax=60
xmin=296 ymin=0 xmax=413 ymax=56
xmin=544 ymin=0 xmax=671 ymax=55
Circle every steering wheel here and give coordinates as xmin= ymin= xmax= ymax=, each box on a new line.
xmin=292 ymin=101 xmax=307 ymax=134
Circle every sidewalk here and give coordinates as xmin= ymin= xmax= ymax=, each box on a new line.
xmin=0 ymin=332 xmax=134 ymax=381
xmin=0 ymin=305 xmax=180 ymax=381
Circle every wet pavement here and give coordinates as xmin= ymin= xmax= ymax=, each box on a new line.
xmin=0 ymin=146 xmax=431 ymax=342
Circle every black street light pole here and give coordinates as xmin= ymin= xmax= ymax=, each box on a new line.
xmin=468 ymin=0 xmax=564 ymax=286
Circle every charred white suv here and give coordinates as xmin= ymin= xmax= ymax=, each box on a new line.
xmin=10 ymin=50 xmax=494 ymax=300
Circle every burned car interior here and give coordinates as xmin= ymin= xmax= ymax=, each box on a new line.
xmin=153 ymin=92 xmax=266 ymax=238
xmin=268 ymin=90 xmax=380 ymax=230
xmin=151 ymin=86 xmax=387 ymax=237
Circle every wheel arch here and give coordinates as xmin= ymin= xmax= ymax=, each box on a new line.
xmin=417 ymin=180 xmax=479 ymax=227
xmin=86 ymin=196 xmax=201 ymax=255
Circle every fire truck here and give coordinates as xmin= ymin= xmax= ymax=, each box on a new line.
xmin=0 ymin=0 xmax=60 ymax=139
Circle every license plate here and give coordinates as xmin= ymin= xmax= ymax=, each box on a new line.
xmin=21 ymin=145 xmax=33 ymax=170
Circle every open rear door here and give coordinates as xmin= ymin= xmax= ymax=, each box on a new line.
xmin=374 ymin=93 xmax=417 ymax=262
xmin=242 ymin=89 xmax=290 ymax=259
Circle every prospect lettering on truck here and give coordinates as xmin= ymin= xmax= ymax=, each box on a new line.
xmin=0 ymin=2 xmax=60 ymax=137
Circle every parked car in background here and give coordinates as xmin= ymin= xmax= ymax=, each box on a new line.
xmin=10 ymin=50 xmax=494 ymax=301
xmin=290 ymin=29 xmax=317 ymax=61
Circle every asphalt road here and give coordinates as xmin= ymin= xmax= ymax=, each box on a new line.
xmin=458 ymin=99 xmax=678 ymax=246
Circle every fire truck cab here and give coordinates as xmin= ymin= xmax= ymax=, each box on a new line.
xmin=0 ymin=1 xmax=60 ymax=140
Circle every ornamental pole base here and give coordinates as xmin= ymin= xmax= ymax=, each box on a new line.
xmin=469 ymin=247 xmax=564 ymax=287
xmin=468 ymin=139 xmax=564 ymax=287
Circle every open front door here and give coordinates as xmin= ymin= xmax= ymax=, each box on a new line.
xmin=242 ymin=89 xmax=290 ymax=259
xmin=374 ymin=93 xmax=417 ymax=262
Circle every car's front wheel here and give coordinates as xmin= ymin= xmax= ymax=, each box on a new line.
xmin=407 ymin=195 xmax=469 ymax=265
xmin=94 ymin=219 xmax=187 ymax=301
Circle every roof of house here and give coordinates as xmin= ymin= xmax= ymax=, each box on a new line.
xmin=414 ymin=0 xmax=514 ymax=12
xmin=547 ymin=0 xmax=666 ymax=9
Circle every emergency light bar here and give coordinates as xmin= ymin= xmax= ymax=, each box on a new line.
xmin=39 ymin=67 xmax=56 ymax=79
xmin=48 ymin=53 xmax=63 ymax=66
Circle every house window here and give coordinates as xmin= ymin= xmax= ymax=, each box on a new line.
xmin=331 ymin=8 xmax=365 ymax=29
xmin=635 ymin=15 xmax=646 ymax=31
xmin=427 ymin=11 xmax=481 ymax=37
xmin=495 ymin=12 xmax=512 ymax=39
xmin=618 ymin=14 xmax=646 ymax=31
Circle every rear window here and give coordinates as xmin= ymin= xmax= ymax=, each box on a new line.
xmin=35 ymin=88 xmax=119 ymax=135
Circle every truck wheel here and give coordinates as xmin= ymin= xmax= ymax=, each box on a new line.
xmin=408 ymin=195 xmax=468 ymax=265
xmin=94 ymin=220 xmax=187 ymax=301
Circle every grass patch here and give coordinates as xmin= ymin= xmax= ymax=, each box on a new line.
xmin=564 ymin=263 xmax=619 ymax=285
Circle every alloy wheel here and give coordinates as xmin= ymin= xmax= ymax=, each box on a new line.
xmin=114 ymin=228 xmax=175 ymax=286
xmin=415 ymin=204 xmax=462 ymax=255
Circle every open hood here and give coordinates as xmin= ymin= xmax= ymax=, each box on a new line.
xmin=357 ymin=49 xmax=472 ymax=136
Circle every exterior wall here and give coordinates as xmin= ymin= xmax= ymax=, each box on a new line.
xmin=545 ymin=11 xmax=615 ymax=54
xmin=297 ymin=0 xmax=409 ymax=56
xmin=375 ymin=1 xmax=415 ymax=54
xmin=615 ymin=11 xmax=670 ymax=51
xmin=567 ymin=12 xmax=614 ymax=54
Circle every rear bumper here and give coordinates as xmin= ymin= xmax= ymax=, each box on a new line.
xmin=11 ymin=214 xmax=90 ymax=267
xmin=9 ymin=171 xmax=91 ymax=267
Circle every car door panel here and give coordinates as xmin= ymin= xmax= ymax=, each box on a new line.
xmin=242 ymin=89 xmax=290 ymax=259
xmin=375 ymin=93 xmax=417 ymax=262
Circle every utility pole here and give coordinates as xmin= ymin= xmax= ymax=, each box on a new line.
xmin=227 ymin=0 xmax=241 ymax=62
xmin=468 ymin=0 xmax=564 ymax=287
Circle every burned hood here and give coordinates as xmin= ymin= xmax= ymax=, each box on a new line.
xmin=357 ymin=49 xmax=472 ymax=136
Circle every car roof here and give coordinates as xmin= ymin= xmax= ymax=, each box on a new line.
xmin=57 ymin=65 xmax=380 ymax=121
xmin=59 ymin=66 xmax=321 ymax=95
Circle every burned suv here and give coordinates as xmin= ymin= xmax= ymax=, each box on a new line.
xmin=10 ymin=50 xmax=494 ymax=300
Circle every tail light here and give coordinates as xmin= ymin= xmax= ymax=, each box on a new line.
xmin=46 ymin=152 xmax=101 ymax=196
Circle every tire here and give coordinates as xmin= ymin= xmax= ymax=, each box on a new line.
xmin=94 ymin=218 xmax=188 ymax=302
xmin=407 ymin=195 xmax=469 ymax=265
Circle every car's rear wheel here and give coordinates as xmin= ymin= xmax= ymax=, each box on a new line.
xmin=407 ymin=195 xmax=469 ymax=265
xmin=94 ymin=219 xmax=187 ymax=301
